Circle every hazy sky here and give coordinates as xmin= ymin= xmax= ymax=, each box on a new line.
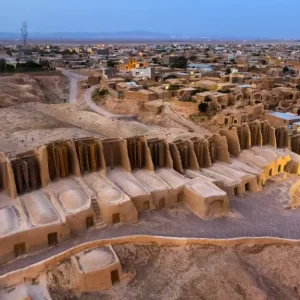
xmin=0 ymin=0 xmax=299 ymax=38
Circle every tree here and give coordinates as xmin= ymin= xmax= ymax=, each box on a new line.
xmin=283 ymin=66 xmax=289 ymax=74
xmin=204 ymin=96 xmax=211 ymax=102
xmin=261 ymin=59 xmax=267 ymax=65
xmin=151 ymin=57 xmax=158 ymax=64
xmin=198 ymin=102 xmax=208 ymax=113
xmin=171 ymin=56 xmax=187 ymax=69
xmin=230 ymin=58 xmax=236 ymax=64
xmin=225 ymin=67 xmax=231 ymax=75
xmin=190 ymin=55 xmax=197 ymax=61
xmin=0 ymin=59 xmax=6 ymax=73
xmin=218 ymin=89 xmax=231 ymax=94
xmin=106 ymin=60 xmax=117 ymax=68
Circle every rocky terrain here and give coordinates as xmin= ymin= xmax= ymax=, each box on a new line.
xmin=48 ymin=242 xmax=300 ymax=300
xmin=0 ymin=72 xmax=69 ymax=107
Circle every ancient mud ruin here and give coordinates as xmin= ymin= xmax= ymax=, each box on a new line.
xmin=0 ymin=120 xmax=299 ymax=266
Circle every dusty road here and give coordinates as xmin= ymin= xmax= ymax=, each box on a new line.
xmin=1 ymin=177 xmax=300 ymax=275
xmin=62 ymin=69 xmax=135 ymax=120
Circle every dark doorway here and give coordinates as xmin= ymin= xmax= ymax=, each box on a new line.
xmin=245 ymin=183 xmax=250 ymax=191
xmin=86 ymin=216 xmax=94 ymax=228
xmin=48 ymin=232 xmax=58 ymax=246
xmin=14 ymin=243 xmax=26 ymax=257
xmin=158 ymin=198 xmax=165 ymax=209
xmin=111 ymin=269 xmax=120 ymax=285
xmin=234 ymin=187 xmax=238 ymax=196
xmin=112 ymin=213 xmax=120 ymax=224
xmin=278 ymin=165 xmax=282 ymax=173
xmin=143 ymin=201 xmax=150 ymax=211
xmin=269 ymin=169 xmax=273 ymax=176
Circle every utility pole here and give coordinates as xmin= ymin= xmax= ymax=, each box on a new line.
xmin=21 ymin=21 xmax=28 ymax=60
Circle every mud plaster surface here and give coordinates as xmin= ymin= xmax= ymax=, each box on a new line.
xmin=1 ymin=176 xmax=300 ymax=276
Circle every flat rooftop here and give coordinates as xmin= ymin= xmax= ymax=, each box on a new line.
xmin=268 ymin=112 xmax=300 ymax=121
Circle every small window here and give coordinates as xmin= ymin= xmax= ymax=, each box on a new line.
xmin=48 ymin=232 xmax=58 ymax=246
xmin=111 ymin=269 xmax=119 ymax=285
xmin=14 ymin=243 xmax=26 ymax=257
xmin=112 ymin=213 xmax=120 ymax=223
xmin=143 ymin=201 xmax=150 ymax=210
xmin=86 ymin=216 xmax=94 ymax=228
xmin=269 ymin=169 xmax=273 ymax=176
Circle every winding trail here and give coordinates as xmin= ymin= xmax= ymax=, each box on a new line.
xmin=62 ymin=69 xmax=135 ymax=120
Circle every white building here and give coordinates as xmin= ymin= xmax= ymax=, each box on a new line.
xmin=131 ymin=67 xmax=155 ymax=79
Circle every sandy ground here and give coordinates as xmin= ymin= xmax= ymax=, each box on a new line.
xmin=48 ymin=242 xmax=300 ymax=300
xmin=0 ymin=73 xmax=69 ymax=107
xmin=0 ymin=104 xmax=100 ymax=156
xmin=1 ymin=176 xmax=300 ymax=276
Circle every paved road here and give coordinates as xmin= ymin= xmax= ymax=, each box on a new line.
xmin=1 ymin=177 xmax=300 ymax=275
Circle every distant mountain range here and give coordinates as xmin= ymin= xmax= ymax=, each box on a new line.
xmin=0 ymin=30 xmax=185 ymax=41
xmin=0 ymin=30 xmax=296 ymax=42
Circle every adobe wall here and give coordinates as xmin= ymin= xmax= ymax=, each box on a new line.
xmin=249 ymin=121 xmax=263 ymax=147
xmin=218 ymin=128 xmax=241 ymax=157
xmin=0 ymin=223 xmax=70 ymax=266
xmin=124 ymin=90 xmax=157 ymax=101
xmin=0 ymin=153 xmax=17 ymax=199
xmin=206 ymin=134 xmax=230 ymax=163
xmin=2 ymin=235 xmax=300 ymax=289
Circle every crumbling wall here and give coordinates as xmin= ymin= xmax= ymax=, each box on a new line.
xmin=291 ymin=135 xmax=300 ymax=155
xmin=168 ymin=143 xmax=184 ymax=174
xmin=275 ymin=127 xmax=290 ymax=149
xmin=11 ymin=153 xmax=41 ymax=195
xmin=218 ymin=128 xmax=241 ymax=157
xmin=260 ymin=121 xmax=276 ymax=147
xmin=126 ymin=137 xmax=146 ymax=170
xmin=47 ymin=142 xmax=70 ymax=180
xmin=75 ymin=138 xmax=102 ymax=174
xmin=147 ymin=138 xmax=172 ymax=169
xmin=0 ymin=153 xmax=17 ymax=199
xmin=232 ymin=124 xmax=251 ymax=151
xmin=249 ymin=121 xmax=262 ymax=147
xmin=207 ymin=134 xmax=230 ymax=163
xmin=191 ymin=138 xmax=211 ymax=168
xmin=102 ymin=138 xmax=131 ymax=172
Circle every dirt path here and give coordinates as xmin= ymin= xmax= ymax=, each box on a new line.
xmin=1 ymin=177 xmax=300 ymax=275
xmin=62 ymin=69 xmax=135 ymax=120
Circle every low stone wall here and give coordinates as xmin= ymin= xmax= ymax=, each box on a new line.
xmin=1 ymin=235 xmax=300 ymax=288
